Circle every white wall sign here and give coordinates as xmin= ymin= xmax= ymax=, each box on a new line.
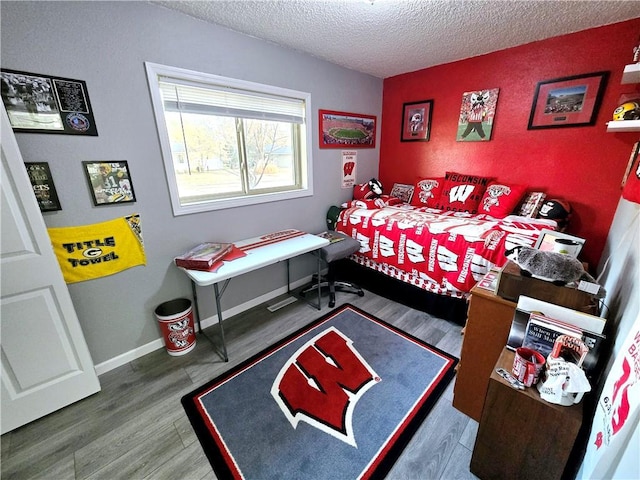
xmin=342 ymin=151 xmax=357 ymax=188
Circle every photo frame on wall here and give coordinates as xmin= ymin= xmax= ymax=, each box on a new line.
xmin=83 ymin=161 xmax=136 ymax=206
xmin=319 ymin=109 xmax=376 ymax=148
xmin=401 ymin=100 xmax=433 ymax=142
xmin=527 ymin=71 xmax=609 ymax=130
xmin=24 ymin=162 xmax=62 ymax=212
xmin=1 ymin=68 xmax=98 ymax=135
xmin=456 ymin=88 xmax=499 ymax=142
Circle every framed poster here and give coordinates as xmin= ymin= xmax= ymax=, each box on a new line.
xmin=527 ymin=71 xmax=609 ymax=130
xmin=401 ymin=100 xmax=433 ymax=142
xmin=1 ymin=68 xmax=98 ymax=135
xmin=24 ymin=162 xmax=62 ymax=212
xmin=83 ymin=161 xmax=136 ymax=206
xmin=319 ymin=109 xmax=376 ymax=148
xmin=456 ymin=88 xmax=499 ymax=141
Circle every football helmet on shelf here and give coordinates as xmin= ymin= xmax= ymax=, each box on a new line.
xmin=613 ymin=101 xmax=640 ymax=121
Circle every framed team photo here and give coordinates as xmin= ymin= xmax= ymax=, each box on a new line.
xmin=25 ymin=162 xmax=62 ymax=212
xmin=319 ymin=109 xmax=376 ymax=149
xmin=456 ymin=88 xmax=499 ymax=142
xmin=527 ymin=71 xmax=609 ymax=130
xmin=401 ymin=100 xmax=433 ymax=142
xmin=1 ymin=68 xmax=98 ymax=135
xmin=83 ymin=161 xmax=136 ymax=206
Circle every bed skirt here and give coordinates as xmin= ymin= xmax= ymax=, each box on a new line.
xmin=333 ymin=258 xmax=468 ymax=325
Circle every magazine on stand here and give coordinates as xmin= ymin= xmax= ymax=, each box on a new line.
xmin=522 ymin=313 xmax=583 ymax=359
xmin=507 ymin=305 xmax=606 ymax=378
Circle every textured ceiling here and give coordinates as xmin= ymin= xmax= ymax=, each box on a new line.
xmin=154 ymin=0 xmax=640 ymax=78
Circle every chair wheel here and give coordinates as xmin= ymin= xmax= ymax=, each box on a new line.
xmin=358 ymin=291 xmax=364 ymax=297
xmin=329 ymin=300 xmax=335 ymax=308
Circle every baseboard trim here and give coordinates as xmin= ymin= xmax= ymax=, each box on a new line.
xmin=94 ymin=274 xmax=315 ymax=376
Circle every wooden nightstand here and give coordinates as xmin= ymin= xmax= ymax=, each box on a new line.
xmin=470 ymin=348 xmax=583 ymax=480
xmin=453 ymin=285 xmax=517 ymax=421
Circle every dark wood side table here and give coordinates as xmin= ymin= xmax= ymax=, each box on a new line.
xmin=470 ymin=348 xmax=583 ymax=480
xmin=453 ymin=285 xmax=517 ymax=421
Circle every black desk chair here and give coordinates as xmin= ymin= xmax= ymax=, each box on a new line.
xmin=301 ymin=230 xmax=364 ymax=308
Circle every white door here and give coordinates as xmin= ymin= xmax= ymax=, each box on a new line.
xmin=1 ymin=103 xmax=100 ymax=434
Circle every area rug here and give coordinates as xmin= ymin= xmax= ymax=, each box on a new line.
xmin=181 ymin=303 xmax=458 ymax=480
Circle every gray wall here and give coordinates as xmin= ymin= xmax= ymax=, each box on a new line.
xmin=1 ymin=1 xmax=383 ymax=365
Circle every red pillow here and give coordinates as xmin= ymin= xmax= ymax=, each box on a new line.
xmin=410 ymin=177 xmax=444 ymax=208
xmin=435 ymin=172 xmax=491 ymax=213
xmin=479 ymin=182 xmax=527 ymax=218
xmin=353 ymin=183 xmax=372 ymax=200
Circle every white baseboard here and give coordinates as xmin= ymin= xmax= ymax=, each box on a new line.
xmin=94 ymin=274 xmax=316 ymax=376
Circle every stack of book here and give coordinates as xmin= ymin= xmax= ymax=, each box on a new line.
xmin=506 ymin=296 xmax=606 ymax=378
xmin=174 ymin=242 xmax=234 ymax=271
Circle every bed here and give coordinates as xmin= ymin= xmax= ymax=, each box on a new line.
xmin=332 ymin=173 xmax=557 ymax=324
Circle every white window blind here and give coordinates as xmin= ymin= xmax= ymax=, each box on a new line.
xmin=158 ymin=78 xmax=306 ymax=124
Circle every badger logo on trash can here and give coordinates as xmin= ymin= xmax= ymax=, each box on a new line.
xmin=168 ymin=319 xmax=194 ymax=349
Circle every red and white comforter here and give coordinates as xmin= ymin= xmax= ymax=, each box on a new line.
xmin=335 ymin=204 xmax=556 ymax=298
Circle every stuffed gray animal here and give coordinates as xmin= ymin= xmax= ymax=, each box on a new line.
xmin=505 ymin=246 xmax=605 ymax=298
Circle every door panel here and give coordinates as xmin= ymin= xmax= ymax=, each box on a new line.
xmin=1 ymin=102 xmax=100 ymax=434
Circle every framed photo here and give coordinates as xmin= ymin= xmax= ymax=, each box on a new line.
xmin=517 ymin=191 xmax=546 ymax=218
xmin=390 ymin=183 xmax=414 ymax=202
xmin=533 ymin=229 xmax=585 ymax=258
xmin=24 ymin=162 xmax=62 ymax=212
xmin=83 ymin=161 xmax=136 ymax=206
xmin=527 ymin=71 xmax=609 ymax=130
xmin=401 ymin=100 xmax=433 ymax=142
xmin=456 ymin=88 xmax=499 ymax=142
xmin=319 ymin=109 xmax=376 ymax=149
xmin=1 ymin=68 xmax=98 ymax=135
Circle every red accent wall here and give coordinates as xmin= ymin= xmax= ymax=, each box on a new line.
xmin=380 ymin=18 xmax=640 ymax=268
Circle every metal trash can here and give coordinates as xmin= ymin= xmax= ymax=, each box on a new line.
xmin=154 ymin=298 xmax=196 ymax=356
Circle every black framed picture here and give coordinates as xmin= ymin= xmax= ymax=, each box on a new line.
xmin=83 ymin=161 xmax=136 ymax=206
xmin=24 ymin=162 xmax=62 ymax=212
xmin=1 ymin=68 xmax=98 ymax=135
xmin=527 ymin=71 xmax=609 ymax=130
xmin=401 ymin=100 xmax=433 ymax=142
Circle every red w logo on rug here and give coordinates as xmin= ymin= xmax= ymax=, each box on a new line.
xmin=271 ymin=327 xmax=379 ymax=447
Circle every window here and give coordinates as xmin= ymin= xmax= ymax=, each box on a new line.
xmin=145 ymin=63 xmax=313 ymax=215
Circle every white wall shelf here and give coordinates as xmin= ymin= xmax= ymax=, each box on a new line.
xmin=607 ymin=63 xmax=640 ymax=132
xmin=607 ymin=120 xmax=640 ymax=132
xmin=622 ymin=63 xmax=640 ymax=84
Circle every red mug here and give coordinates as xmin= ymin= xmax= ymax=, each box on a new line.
xmin=512 ymin=347 xmax=546 ymax=387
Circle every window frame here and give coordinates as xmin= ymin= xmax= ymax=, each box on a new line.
xmin=145 ymin=62 xmax=313 ymax=216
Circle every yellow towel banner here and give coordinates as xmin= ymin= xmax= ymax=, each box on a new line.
xmin=47 ymin=214 xmax=146 ymax=283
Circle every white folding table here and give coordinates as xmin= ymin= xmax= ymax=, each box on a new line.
xmin=179 ymin=230 xmax=330 ymax=361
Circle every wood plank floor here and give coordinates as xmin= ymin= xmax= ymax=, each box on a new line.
xmin=1 ymin=289 xmax=479 ymax=480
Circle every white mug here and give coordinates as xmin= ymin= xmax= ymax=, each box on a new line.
xmin=553 ymin=238 xmax=581 ymax=256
